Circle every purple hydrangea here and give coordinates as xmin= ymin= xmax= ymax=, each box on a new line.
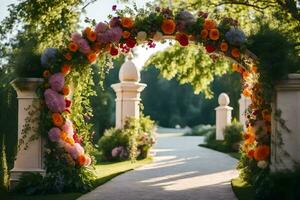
xmin=225 ymin=27 xmax=246 ymax=46
xmin=48 ymin=127 xmax=61 ymax=142
xmin=97 ymin=27 xmax=122 ymax=44
xmin=41 ymin=48 xmax=57 ymax=68
xmin=109 ymin=17 xmax=121 ymax=28
xmin=95 ymin=22 xmax=108 ymax=33
xmin=44 ymin=89 xmax=66 ymax=113
xmin=49 ymin=73 xmax=65 ymax=92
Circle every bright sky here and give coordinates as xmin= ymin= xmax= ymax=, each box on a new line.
xmin=0 ymin=0 xmax=171 ymax=68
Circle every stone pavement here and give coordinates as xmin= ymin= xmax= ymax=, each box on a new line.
xmin=78 ymin=131 xmax=238 ymax=200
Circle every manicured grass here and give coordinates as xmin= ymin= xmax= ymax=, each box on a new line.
xmin=199 ymin=143 xmax=241 ymax=159
xmin=231 ymin=177 xmax=255 ymax=200
xmin=1 ymin=157 xmax=152 ymax=200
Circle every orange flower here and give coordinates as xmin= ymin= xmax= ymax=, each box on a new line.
xmin=232 ymin=63 xmax=239 ymax=72
xmin=242 ymin=71 xmax=250 ymax=79
xmin=161 ymin=19 xmax=176 ymax=35
xmin=122 ymin=31 xmax=131 ymax=39
xmin=244 ymin=133 xmax=255 ymax=145
xmin=61 ymin=64 xmax=71 ymax=76
xmin=87 ymin=52 xmax=97 ymax=63
xmin=251 ymin=65 xmax=258 ymax=73
xmin=68 ymin=42 xmax=79 ymax=52
xmin=203 ymin=19 xmax=216 ymax=30
xmin=254 ymin=145 xmax=270 ymax=161
xmin=247 ymin=149 xmax=255 ymax=159
xmin=220 ymin=42 xmax=228 ymax=52
xmin=60 ymin=131 xmax=67 ymax=141
xmin=52 ymin=113 xmax=64 ymax=127
xmin=64 ymin=53 xmax=72 ymax=61
xmin=209 ymin=29 xmax=220 ymax=40
xmin=84 ymin=27 xmax=92 ymax=34
xmin=231 ymin=48 xmax=240 ymax=58
xmin=77 ymin=154 xmax=86 ymax=166
xmin=87 ymin=30 xmax=97 ymax=42
xmin=200 ymin=29 xmax=208 ymax=39
xmin=62 ymin=85 xmax=70 ymax=96
xmin=43 ymin=70 xmax=50 ymax=78
xmin=243 ymin=88 xmax=251 ymax=97
xmin=121 ymin=17 xmax=134 ymax=29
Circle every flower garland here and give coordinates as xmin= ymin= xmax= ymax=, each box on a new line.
xmin=40 ymin=5 xmax=270 ymax=173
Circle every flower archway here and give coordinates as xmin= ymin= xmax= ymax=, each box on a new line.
xmin=41 ymin=5 xmax=271 ymax=190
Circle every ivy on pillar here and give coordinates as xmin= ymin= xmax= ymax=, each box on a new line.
xmin=111 ymin=55 xmax=146 ymax=128
xmin=215 ymin=93 xmax=233 ymax=140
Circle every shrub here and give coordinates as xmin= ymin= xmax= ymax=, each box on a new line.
xmin=98 ymin=116 xmax=156 ymax=162
xmin=224 ymin=121 xmax=243 ymax=151
xmin=185 ymin=124 xmax=215 ymax=136
xmin=14 ymin=172 xmax=44 ymax=195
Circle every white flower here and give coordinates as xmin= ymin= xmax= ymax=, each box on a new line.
xmin=153 ymin=31 xmax=163 ymax=41
xmin=136 ymin=31 xmax=147 ymax=42
xmin=257 ymin=160 xmax=269 ymax=169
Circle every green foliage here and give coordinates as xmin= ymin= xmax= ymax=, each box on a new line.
xmin=224 ymin=121 xmax=243 ymax=151
xmin=185 ymin=124 xmax=215 ymax=136
xmin=146 ymin=44 xmax=230 ymax=97
xmin=254 ymin=167 xmax=300 ymax=200
xmin=15 ymin=173 xmax=44 ymax=195
xmin=0 ymin=136 xmax=9 ymax=191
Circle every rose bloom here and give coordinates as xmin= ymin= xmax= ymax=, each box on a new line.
xmin=220 ymin=42 xmax=228 ymax=52
xmin=87 ymin=30 xmax=97 ymax=42
xmin=68 ymin=42 xmax=78 ymax=52
xmin=209 ymin=29 xmax=220 ymax=40
xmin=231 ymin=48 xmax=240 ymax=58
xmin=52 ymin=112 xmax=64 ymax=127
xmin=62 ymin=85 xmax=70 ymax=96
xmin=122 ymin=31 xmax=131 ymax=39
xmin=161 ymin=19 xmax=176 ymax=35
xmin=121 ymin=17 xmax=134 ymax=28
xmin=77 ymin=154 xmax=86 ymax=166
xmin=43 ymin=70 xmax=50 ymax=78
xmin=200 ymin=29 xmax=208 ymax=39
xmin=61 ymin=64 xmax=71 ymax=76
xmin=87 ymin=52 xmax=97 ymax=63
xmin=64 ymin=53 xmax=72 ymax=61
xmin=175 ymin=33 xmax=189 ymax=46
xmin=204 ymin=19 xmax=216 ymax=30
xmin=254 ymin=145 xmax=270 ymax=161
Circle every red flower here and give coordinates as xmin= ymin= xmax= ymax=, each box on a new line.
xmin=110 ymin=46 xmax=118 ymax=56
xmin=175 ymin=33 xmax=189 ymax=46
xmin=65 ymin=99 xmax=71 ymax=107
xmin=126 ymin=38 xmax=136 ymax=48
xmin=205 ymin=44 xmax=215 ymax=53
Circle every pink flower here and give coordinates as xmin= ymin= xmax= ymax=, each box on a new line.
xmin=109 ymin=27 xmax=122 ymax=43
xmin=97 ymin=32 xmax=110 ymax=44
xmin=48 ymin=127 xmax=61 ymax=142
xmin=71 ymin=32 xmax=82 ymax=43
xmin=95 ymin=22 xmax=108 ymax=33
xmin=49 ymin=73 xmax=65 ymax=92
xmin=44 ymin=89 xmax=66 ymax=112
xmin=77 ymin=39 xmax=91 ymax=54
xmin=112 ymin=146 xmax=122 ymax=157
xmin=84 ymin=155 xmax=92 ymax=166
xmin=68 ymin=143 xmax=84 ymax=159
xmin=62 ymin=119 xmax=74 ymax=137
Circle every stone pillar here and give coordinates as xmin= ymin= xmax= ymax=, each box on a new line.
xmin=215 ymin=93 xmax=233 ymax=140
xmin=111 ymin=56 xmax=146 ymax=128
xmin=238 ymin=94 xmax=251 ymax=131
xmin=271 ymin=73 xmax=300 ymax=171
xmin=10 ymin=78 xmax=45 ymax=188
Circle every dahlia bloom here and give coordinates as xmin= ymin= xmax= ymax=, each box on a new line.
xmin=68 ymin=143 xmax=85 ymax=159
xmin=44 ymin=89 xmax=66 ymax=113
xmin=48 ymin=127 xmax=61 ymax=142
xmin=62 ymin=119 xmax=74 ymax=137
xmin=49 ymin=73 xmax=65 ymax=92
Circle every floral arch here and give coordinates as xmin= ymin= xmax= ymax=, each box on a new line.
xmin=40 ymin=6 xmax=271 ymax=191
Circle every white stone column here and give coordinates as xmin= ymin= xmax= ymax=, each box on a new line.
xmin=271 ymin=73 xmax=300 ymax=171
xmin=10 ymin=78 xmax=45 ymax=188
xmin=111 ymin=56 xmax=146 ymax=128
xmin=215 ymin=93 xmax=233 ymax=140
xmin=238 ymin=94 xmax=251 ymax=131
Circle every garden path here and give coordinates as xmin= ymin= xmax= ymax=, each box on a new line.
xmin=78 ymin=128 xmax=238 ymax=200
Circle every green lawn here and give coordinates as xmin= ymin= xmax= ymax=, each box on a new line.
xmin=231 ymin=177 xmax=255 ymax=200
xmin=1 ymin=157 xmax=152 ymax=200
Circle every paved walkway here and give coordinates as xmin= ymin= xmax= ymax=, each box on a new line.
xmin=79 ymin=130 xmax=238 ymax=200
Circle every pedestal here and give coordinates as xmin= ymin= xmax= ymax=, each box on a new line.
xmin=271 ymin=74 xmax=300 ymax=171
xmin=10 ymin=78 xmax=45 ymax=188
xmin=111 ymin=82 xmax=146 ymax=128
xmin=215 ymin=106 xmax=233 ymax=140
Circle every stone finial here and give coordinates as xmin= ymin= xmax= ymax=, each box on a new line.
xmin=218 ymin=93 xmax=230 ymax=106
xmin=119 ymin=54 xmax=140 ymax=82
